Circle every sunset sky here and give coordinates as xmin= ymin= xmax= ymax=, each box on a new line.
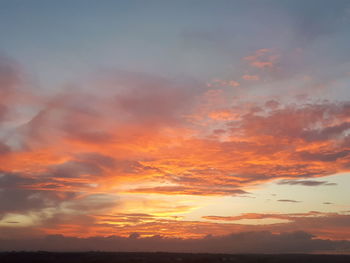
xmin=0 ymin=0 xmax=350 ymax=253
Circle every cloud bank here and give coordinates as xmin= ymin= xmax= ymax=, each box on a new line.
xmin=0 ymin=231 xmax=349 ymax=254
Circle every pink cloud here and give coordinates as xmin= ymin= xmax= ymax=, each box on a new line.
xmin=242 ymin=74 xmax=260 ymax=80
xmin=243 ymin=49 xmax=279 ymax=69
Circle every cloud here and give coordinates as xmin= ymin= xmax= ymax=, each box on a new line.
xmin=128 ymin=186 xmax=247 ymax=196
xmin=203 ymin=211 xmax=332 ymax=223
xmin=0 ymin=0 xmax=349 ymax=247
xmin=0 ymin=172 xmax=73 ymax=218
xmin=208 ymin=109 xmax=240 ymax=121
xmin=0 ymin=58 xmax=22 ymax=117
xmin=277 ymin=180 xmax=337 ymax=186
xmin=278 ymin=199 xmax=301 ymax=203
xmin=207 ymin=79 xmax=240 ymax=88
xmin=202 ymin=211 xmax=350 ymax=240
xmin=243 ymin=49 xmax=279 ymax=69
xmin=3 ymin=96 xmax=350 ymax=201
xmin=242 ymin=74 xmax=260 ymax=80
xmin=1 ymin=57 xmax=350 ymax=241
xmin=1 ymin=206 xmax=350 ymax=242
xmin=298 ymin=150 xmax=350 ymax=162
xmin=0 ymin=231 xmax=349 ymax=254
xmin=112 ymin=71 xmax=199 ymax=125
xmin=0 ymin=57 xmax=36 ymax=129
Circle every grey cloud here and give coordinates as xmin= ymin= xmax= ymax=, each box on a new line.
xmin=48 ymin=161 xmax=103 ymax=179
xmin=0 ymin=188 xmax=59 ymax=218
xmin=64 ymin=194 xmax=119 ymax=212
xmin=277 ymin=179 xmax=337 ymax=186
xmin=299 ymin=150 xmax=350 ymax=163
xmin=277 ymin=199 xmax=301 ymax=203
xmin=46 ymin=153 xmax=157 ymax=179
xmin=301 ymin=122 xmax=350 ymax=142
xmin=0 ymin=172 xmax=78 ymax=218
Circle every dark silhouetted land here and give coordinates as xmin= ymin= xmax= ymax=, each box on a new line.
xmin=0 ymin=252 xmax=350 ymax=263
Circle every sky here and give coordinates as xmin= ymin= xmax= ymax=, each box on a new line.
xmin=0 ymin=0 xmax=350 ymax=254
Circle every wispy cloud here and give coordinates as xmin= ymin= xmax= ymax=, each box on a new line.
xmin=277 ymin=180 xmax=337 ymax=186
xmin=278 ymin=199 xmax=301 ymax=203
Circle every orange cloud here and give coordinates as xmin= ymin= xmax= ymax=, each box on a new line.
xmin=203 ymin=211 xmax=350 ymax=240
xmin=1 ymin=63 xmax=350 ymax=241
xmin=242 ymin=74 xmax=260 ymax=80
xmin=208 ymin=109 xmax=240 ymax=121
